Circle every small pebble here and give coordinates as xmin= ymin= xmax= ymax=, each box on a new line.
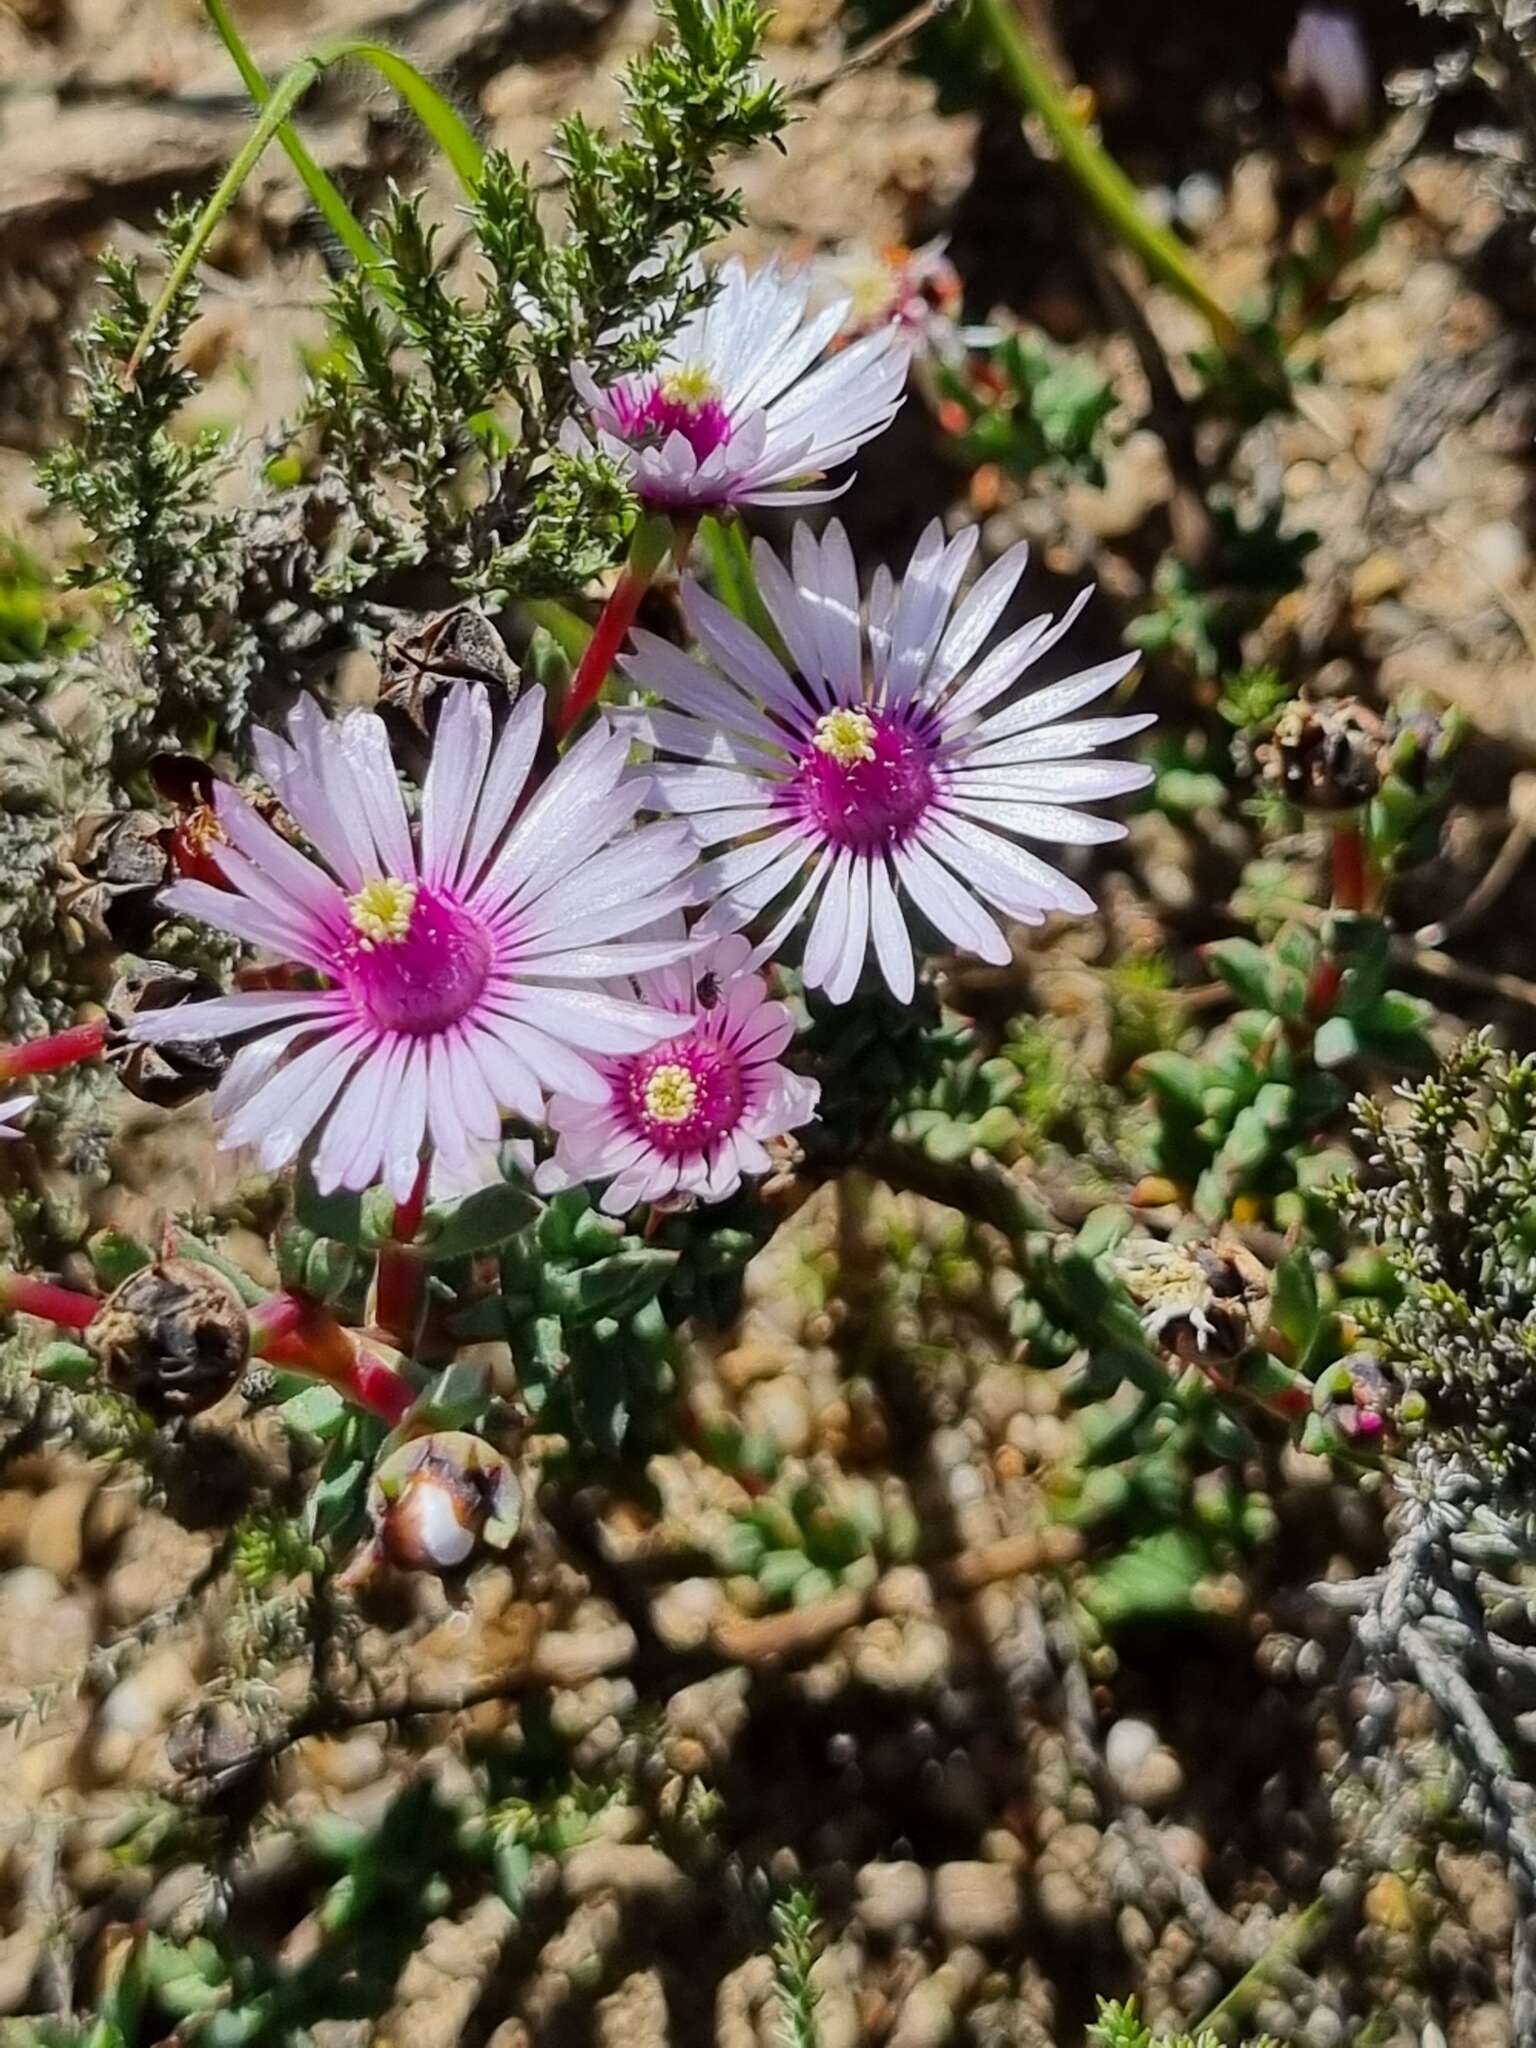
xmin=855 ymin=1859 xmax=928 ymax=1935
xmin=1104 ymin=1717 xmax=1158 ymax=1787
xmin=931 ymin=1861 xmax=1022 ymax=1945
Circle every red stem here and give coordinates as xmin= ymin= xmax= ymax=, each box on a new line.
xmin=0 ymin=1271 xmax=99 ymax=1330
xmin=0 ymin=1019 xmax=108 ymax=1083
xmin=555 ymin=566 xmax=651 ymax=741
xmin=255 ymin=1293 xmax=414 ymax=1426
xmin=343 ymin=1348 xmax=418 ymax=1427
xmin=250 ymin=1292 xmax=307 ymax=1355
xmin=1306 ymin=820 xmax=1368 ymax=1020
xmin=1331 ymin=820 xmax=1367 ymax=914
xmin=373 ymin=1159 xmax=429 ymax=1353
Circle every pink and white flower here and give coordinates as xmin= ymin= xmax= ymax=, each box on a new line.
xmin=621 ymin=519 xmax=1152 ymax=1003
xmin=538 ymin=936 xmax=819 ymax=1213
xmin=128 ymin=685 xmax=700 ymax=1200
xmin=815 ymin=236 xmax=995 ymax=358
xmin=0 ymin=1095 xmax=35 ymax=1142
xmin=566 ymin=258 xmax=910 ymax=512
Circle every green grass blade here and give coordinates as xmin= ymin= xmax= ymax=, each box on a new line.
xmin=202 ymin=0 xmax=388 ymax=287
xmin=126 ymin=36 xmax=484 ymax=377
xmin=125 ymin=55 xmax=323 ymax=381
xmin=699 ymin=513 xmax=790 ymax=665
xmin=313 ymin=38 xmax=486 ymax=194
xmin=525 ymin=599 xmax=593 ymax=663
xmin=972 ymin=0 xmax=1261 ymax=373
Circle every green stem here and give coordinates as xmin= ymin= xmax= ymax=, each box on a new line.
xmin=202 ymin=0 xmax=388 ymax=291
xmin=972 ymin=0 xmax=1253 ymax=366
xmin=526 ymin=599 xmax=593 ymax=666
xmin=1196 ymin=1891 xmax=1337 ymax=2038
xmin=127 ymin=37 xmax=484 ymax=381
xmin=699 ymin=513 xmax=790 ymax=665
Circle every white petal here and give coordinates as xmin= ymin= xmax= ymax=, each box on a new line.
xmin=868 ymin=858 xmax=915 ymax=1002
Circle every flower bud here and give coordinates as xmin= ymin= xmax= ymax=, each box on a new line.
xmin=1315 ymin=1347 xmax=1393 ymax=1443
xmin=87 ymin=1259 xmax=250 ymax=1419
xmin=365 ymin=1431 xmax=522 ymax=1577
xmin=1261 ymin=698 xmax=1384 ymax=812
xmin=1283 ymin=8 xmax=1375 ymax=152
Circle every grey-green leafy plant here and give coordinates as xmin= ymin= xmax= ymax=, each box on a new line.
xmin=1330 ymin=1032 xmax=1536 ymax=1483
xmin=301 ymin=0 xmax=783 ymax=606
xmin=37 ymin=216 xmax=260 ymax=757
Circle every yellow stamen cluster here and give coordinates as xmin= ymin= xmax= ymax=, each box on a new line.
xmin=643 ymin=1063 xmax=699 ymax=1126
xmin=812 ymin=707 xmax=878 ymax=768
xmin=845 ymin=257 xmax=903 ymax=328
xmin=660 ymin=361 xmax=721 ymax=408
xmin=182 ymin=804 xmax=227 ymax=856
xmin=348 ymin=877 xmax=418 ymax=950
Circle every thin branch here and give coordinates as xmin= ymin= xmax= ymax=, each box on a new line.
xmin=1415 ymin=816 xmax=1533 ymax=947
xmin=790 ymin=0 xmax=959 ymax=104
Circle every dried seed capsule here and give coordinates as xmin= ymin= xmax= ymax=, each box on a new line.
xmin=88 ymin=1259 xmax=250 ymax=1420
xmin=104 ymin=960 xmax=228 ymax=1108
xmin=365 ymin=1431 xmax=523 ymax=1577
xmin=57 ymin=811 xmax=171 ymax=946
xmin=1261 ymin=699 xmax=1384 ymax=812
xmin=1117 ymin=1235 xmax=1269 ymax=1366
xmin=379 ymin=607 xmax=521 ymax=738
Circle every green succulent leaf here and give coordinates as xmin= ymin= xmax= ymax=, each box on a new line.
xmin=1312 ymin=1015 xmax=1360 ymax=1070
xmin=417 ymin=1181 xmax=541 ymax=1261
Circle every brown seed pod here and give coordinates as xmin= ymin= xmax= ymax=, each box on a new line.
xmin=56 ymin=811 xmax=171 ymax=947
xmin=104 ymin=961 xmax=228 ymax=1109
xmin=379 ymin=607 xmax=521 ymax=740
xmin=1261 ymin=699 xmax=1385 ymax=813
xmin=1118 ymin=1235 xmax=1270 ymax=1367
xmin=87 ymin=1259 xmax=250 ymax=1420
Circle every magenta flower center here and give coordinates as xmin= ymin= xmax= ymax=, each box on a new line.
xmin=615 ymin=363 xmax=734 ymax=464
xmin=621 ymin=1032 xmax=746 ymax=1157
xmin=340 ymin=880 xmax=492 ymax=1036
xmin=792 ymin=705 xmax=937 ymax=852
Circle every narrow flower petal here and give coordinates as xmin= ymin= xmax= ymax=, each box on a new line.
xmin=570 ymin=257 xmax=908 ymax=512
xmin=130 ymin=684 xmax=701 ymax=1191
xmin=630 ymin=520 xmax=1147 ymax=998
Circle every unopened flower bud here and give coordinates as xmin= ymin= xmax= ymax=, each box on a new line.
xmin=1261 ymin=698 xmax=1384 ymax=812
xmin=1283 ymin=8 xmax=1375 ymax=152
xmin=1315 ymin=1347 xmax=1394 ymax=1443
xmin=365 ymin=1432 xmax=522 ymax=1578
xmin=87 ymin=1259 xmax=250 ymax=1420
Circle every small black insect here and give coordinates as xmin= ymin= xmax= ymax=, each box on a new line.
xmin=697 ymin=970 xmax=722 ymax=1010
